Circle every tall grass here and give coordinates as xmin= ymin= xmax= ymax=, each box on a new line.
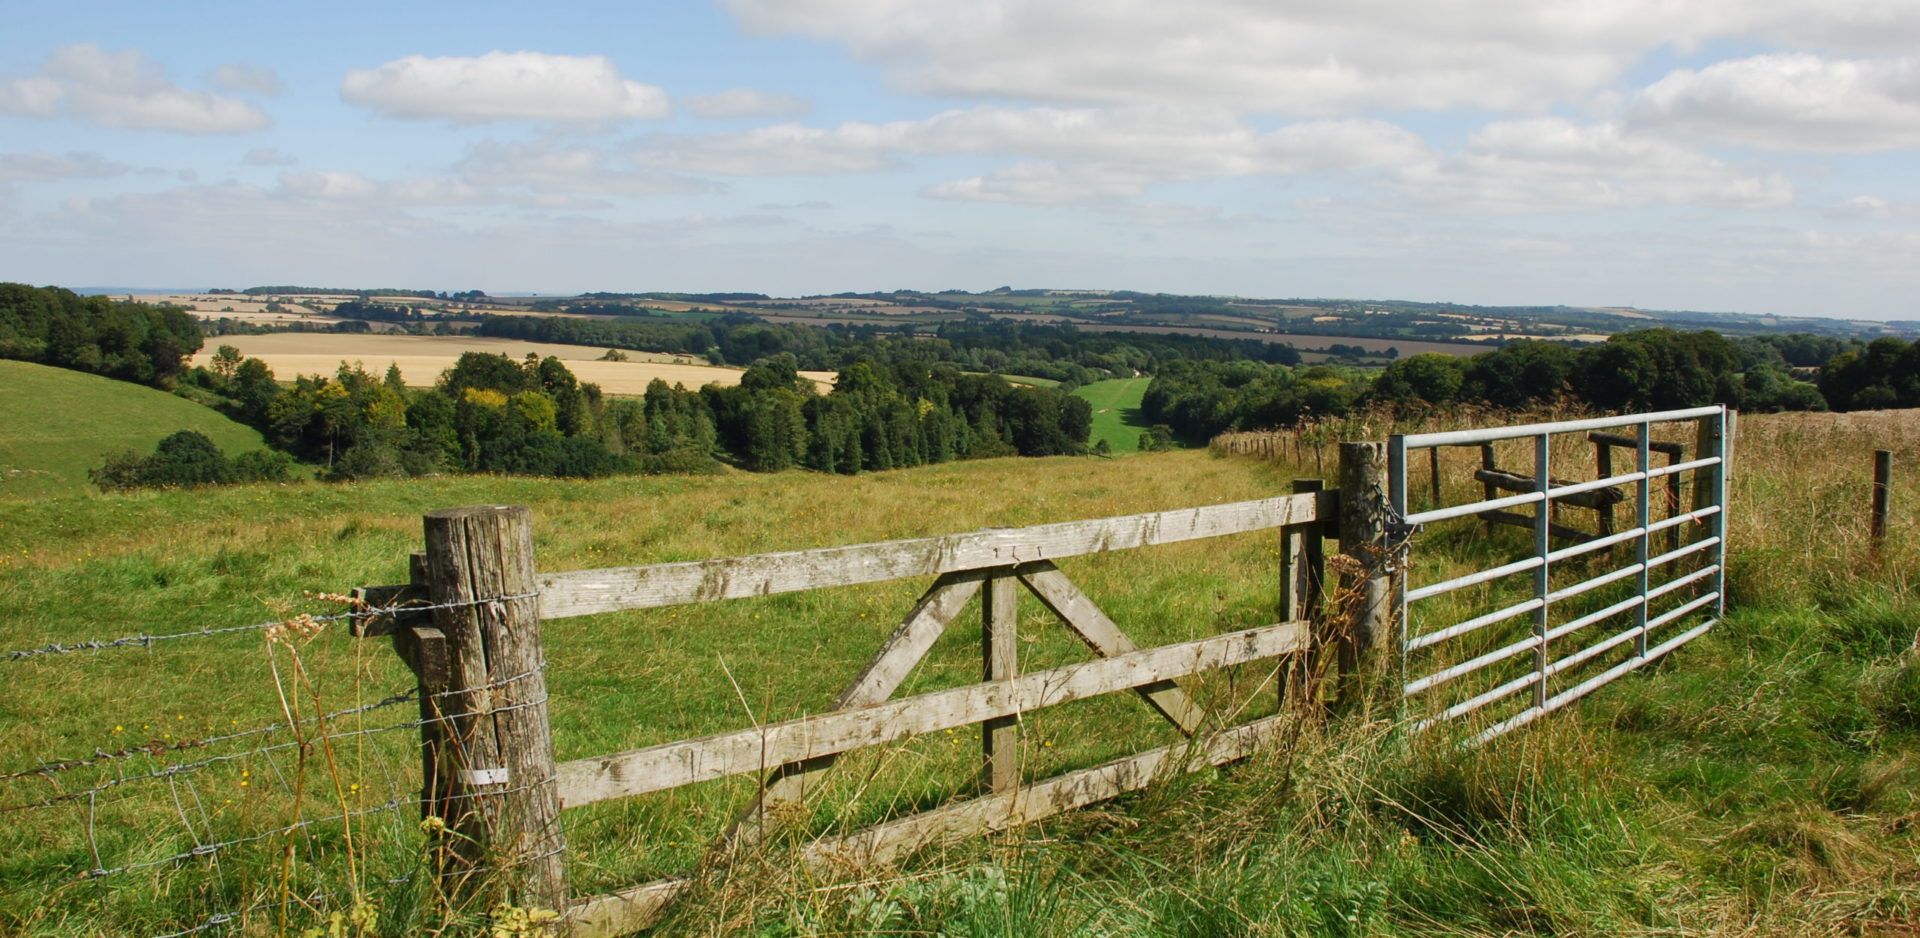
xmin=2 ymin=407 xmax=1916 ymax=936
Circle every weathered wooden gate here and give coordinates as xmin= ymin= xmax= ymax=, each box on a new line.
xmin=357 ymin=486 xmax=1345 ymax=935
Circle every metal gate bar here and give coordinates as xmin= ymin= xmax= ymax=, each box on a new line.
xmin=1390 ymin=406 xmax=1728 ymax=742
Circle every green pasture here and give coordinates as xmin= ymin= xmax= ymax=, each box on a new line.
xmin=1072 ymin=377 xmax=1152 ymax=453
xmin=0 ymin=360 xmax=272 ymax=499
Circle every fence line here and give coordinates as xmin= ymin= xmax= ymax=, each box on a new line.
xmin=0 ymin=592 xmax=538 ymax=663
xmin=3 ymin=669 xmax=546 ymax=813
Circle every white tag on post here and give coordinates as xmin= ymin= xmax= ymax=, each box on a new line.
xmin=459 ymin=768 xmax=509 ymax=786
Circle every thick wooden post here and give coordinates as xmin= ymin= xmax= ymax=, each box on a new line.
xmin=981 ymin=573 xmax=1019 ymax=792
xmin=1873 ymin=449 xmax=1892 ymax=556
xmin=1338 ymin=442 xmax=1390 ymax=699
xmin=422 ymin=505 xmax=566 ymax=913
xmin=1280 ymin=479 xmax=1326 ymax=709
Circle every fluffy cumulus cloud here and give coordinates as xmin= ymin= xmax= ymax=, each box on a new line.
xmin=340 ymin=51 xmax=669 ymax=123
xmin=686 ymin=87 xmax=811 ymax=119
xmin=1390 ymin=118 xmax=1793 ymax=213
xmin=1630 ymin=54 xmax=1920 ymax=152
xmin=0 ymin=44 xmax=269 ymax=133
xmin=721 ymin=0 xmax=1920 ymax=116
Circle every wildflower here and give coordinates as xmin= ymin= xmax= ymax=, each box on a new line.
xmin=420 ymin=815 xmax=447 ymax=834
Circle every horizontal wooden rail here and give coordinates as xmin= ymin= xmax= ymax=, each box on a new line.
xmin=557 ymin=620 xmax=1307 ymax=806
xmin=537 ymin=492 xmax=1325 ymax=619
xmin=1587 ymin=431 xmax=1685 ymax=456
xmin=563 ymin=710 xmax=1295 ymax=938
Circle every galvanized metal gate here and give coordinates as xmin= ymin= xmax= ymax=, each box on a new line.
xmin=1388 ymin=406 xmax=1729 ymax=742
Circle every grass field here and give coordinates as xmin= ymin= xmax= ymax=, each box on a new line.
xmin=190 ymin=334 xmax=836 ymax=394
xmin=1071 ymin=377 xmax=1152 ymax=453
xmin=0 ymin=361 xmax=273 ymax=499
xmin=1 ymin=410 xmax=1916 ymax=935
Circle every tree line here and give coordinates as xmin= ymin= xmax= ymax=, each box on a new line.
xmin=1143 ymin=329 xmax=1841 ymax=441
xmin=474 ymin=315 xmax=1302 ymax=389
xmin=176 ymin=346 xmax=1095 ymax=484
xmin=0 ymin=283 xmax=201 ymax=388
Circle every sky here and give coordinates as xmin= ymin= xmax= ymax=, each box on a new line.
xmin=1 ymin=1 xmax=1917 ymax=318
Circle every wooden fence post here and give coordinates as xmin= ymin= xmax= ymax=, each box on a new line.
xmin=981 ymin=572 xmax=1019 ymax=793
xmin=1338 ymin=442 xmax=1390 ymax=702
xmin=1873 ymin=449 xmax=1892 ymax=556
xmin=1280 ymin=478 xmax=1325 ymax=709
xmin=422 ymin=505 xmax=567 ymax=914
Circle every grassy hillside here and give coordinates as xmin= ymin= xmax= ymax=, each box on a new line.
xmin=0 ymin=413 xmax=1916 ymax=936
xmin=0 ymin=360 xmax=272 ymax=498
xmin=1072 ymin=376 xmax=1152 ymax=453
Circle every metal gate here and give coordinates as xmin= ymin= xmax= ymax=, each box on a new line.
xmin=1389 ymin=406 xmax=1728 ymax=743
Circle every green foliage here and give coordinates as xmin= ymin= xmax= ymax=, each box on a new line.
xmin=89 ymin=430 xmax=293 ymax=491
xmin=0 ymin=282 xmax=201 ymax=388
xmin=0 ymin=360 xmax=276 ymax=498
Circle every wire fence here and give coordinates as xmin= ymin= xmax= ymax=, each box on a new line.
xmin=0 ymin=591 xmax=548 ymax=938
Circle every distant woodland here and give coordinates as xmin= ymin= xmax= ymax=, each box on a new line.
xmin=5 ymin=282 xmax=1917 ymax=489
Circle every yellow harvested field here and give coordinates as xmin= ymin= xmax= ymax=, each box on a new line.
xmin=191 ymin=334 xmax=836 ymax=394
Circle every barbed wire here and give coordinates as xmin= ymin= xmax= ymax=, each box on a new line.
xmin=63 ymin=771 xmax=556 ymax=888
xmin=0 ymin=689 xmax=421 ymax=783
xmin=1 ymin=591 xmax=539 ymax=662
xmin=3 ymin=672 xmax=548 ymax=814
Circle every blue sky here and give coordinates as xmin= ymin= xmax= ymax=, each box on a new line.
xmin=2 ymin=1 xmax=1917 ymax=318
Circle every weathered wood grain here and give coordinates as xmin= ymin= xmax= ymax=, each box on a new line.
xmin=1016 ymin=564 xmax=1205 ymax=734
xmin=563 ymin=711 xmax=1295 ymax=938
xmin=982 ymin=574 xmax=1019 ymax=792
xmin=422 ymin=505 xmax=565 ymax=911
xmin=730 ymin=571 xmax=984 ymax=844
xmin=537 ymin=493 xmax=1322 ymax=618
xmin=555 ymin=621 xmax=1307 ymax=807
xmin=1473 ymin=468 xmax=1625 ymax=508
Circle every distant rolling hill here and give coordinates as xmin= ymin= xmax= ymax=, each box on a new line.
xmin=0 ymin=360 xmax=273 ymax=499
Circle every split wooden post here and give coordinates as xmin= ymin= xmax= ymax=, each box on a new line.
xmin=981 ymin=572 xmax=1019 ymax=792
xmin=1872 ymin=449 xmax=1892 ymax=555
xmin=1594 ymin=438 xmax=1615 ymax=537
xmin=1279 ymin=478 xmax=1326 ymax=708
xmin=1337 ymin=442 xmax=1390 ymax=702
xmin=421 ymin=505 xmax=566 ymax=913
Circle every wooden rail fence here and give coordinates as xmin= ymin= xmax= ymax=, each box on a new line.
xmin=353 ymin=459 xmax=1390 ymax=936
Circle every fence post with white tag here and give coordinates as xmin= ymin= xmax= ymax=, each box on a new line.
xmin=422 ymin=505 xmax=566 ymax=913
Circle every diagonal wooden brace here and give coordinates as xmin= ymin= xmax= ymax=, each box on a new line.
xmin=1016 ymin=562 xmax=1206 ymax=736
xmin=727 ymin=568 xmax=989 ymax=846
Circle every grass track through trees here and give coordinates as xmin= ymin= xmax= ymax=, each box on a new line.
xmin=1072 ymin=377 xmax=1153 ymax=453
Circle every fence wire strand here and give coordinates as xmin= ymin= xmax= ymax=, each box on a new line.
xmin=1 ymin=592 xmax=539 ymax=662
xmin=3 ymin=672 xmax=546 ymax=813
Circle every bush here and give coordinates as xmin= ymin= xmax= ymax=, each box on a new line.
xmin=90 ymin=430 xmax=298 ymax=491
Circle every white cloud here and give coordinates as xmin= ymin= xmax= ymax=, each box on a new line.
xmin=340 ymin=51 xmax=669 ymax=123
xmin=686 ymin=87 xmax=811 ymax=119
xmin=0 ymin=76 xmax=63 ymax=117
xmin=637 ymin=106 xmax=1429 ymax=201
xmin=1824 ymin=195 xmax=1920 ymax=221
xmin=1629 ymin=54 xmax=1920 ymax=152
xmin=0 ymin=151 xmax=129 ymax=182
xmin=242 ymin=147 xmax=298 ymax=167
xmin=279 ymin=170 xmax=491 ymax=206
xmin=455 ymin=140 xmax=718 ymax=196
xmin=1389 ymin=118 xmax=1793 ymax=213
xmin=721 ymin=1 xmax=1920 ymax=118
xmin=0 ymin=44 xmax=269 ymax=133
xmin=213 ymin=64 xmax=285 ymax=97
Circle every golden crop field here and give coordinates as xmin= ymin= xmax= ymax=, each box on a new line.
xmin=190 ymin=334 xmax=836 ymax=394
